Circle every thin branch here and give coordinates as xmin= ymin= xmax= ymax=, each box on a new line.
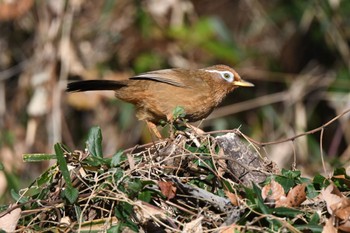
xmin=208 ymin=108 xmax=350 ymax=147
xmin=320 ymin=128 xmax=328 ymax=177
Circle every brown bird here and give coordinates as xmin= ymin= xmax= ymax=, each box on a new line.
xmin=66 ymin=65 xmax=254 ymax=137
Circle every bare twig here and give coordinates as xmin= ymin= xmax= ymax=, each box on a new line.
xmin=320 ymin=128 xmax=329 ymax=177
xmin=208 ymin=108 xmax=350 ymax=147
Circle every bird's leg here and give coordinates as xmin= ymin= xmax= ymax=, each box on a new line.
xmin=146 ymin=121 xmax=162 ymax=139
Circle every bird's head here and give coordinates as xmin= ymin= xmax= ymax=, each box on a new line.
xmin=202 ymin=65 xmax=254 ymax=92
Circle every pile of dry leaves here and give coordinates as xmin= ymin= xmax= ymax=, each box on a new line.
xmin=1 ymin=127 xmax=350 ymax=232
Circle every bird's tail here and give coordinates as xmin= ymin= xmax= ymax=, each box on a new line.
xmin=66 ymin=80 xmax=127 ymax=92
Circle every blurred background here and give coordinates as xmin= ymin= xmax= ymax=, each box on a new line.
xmin=0 ymin=0 xmax=349 ymax=203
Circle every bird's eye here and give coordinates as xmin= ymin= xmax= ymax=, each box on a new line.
xmin=223 ymin=73 xmax=230 ymax=79
xmin=221 ymin=72 xmax=234 ymax=82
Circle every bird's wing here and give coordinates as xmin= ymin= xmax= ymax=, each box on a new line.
xmin=130 ymin=69 xmax=187 ymax=87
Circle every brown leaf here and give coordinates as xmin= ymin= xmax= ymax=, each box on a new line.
xmin=261 ymin=180 xmax=285 ymax=204
xmin=0 ymin=206 xmax=21 ymax=232
xmin=331 ymin=198 xmax=350 ymax=221
xmin=319 ymin=184 xmax=350 ymax=231
xmin=278 ymin=183 xmax=306 ymax=207
xmin=322 ymin=217 xmax=337 ymax=233
xmin=133 ymin=201 xmax=167 ymax=223
xmin=338 ymin=220 xmax=350 ymax=232
xmin=224 ymin=190 xmax=239 ymax=206
xmin=217 ymin=148 xmax=227 ymax=177
xmin=320 ymin=184 xmax=345 ymax=215
xmin=182 ymin=216 xmax=203 ymax=233
xmin=158 ymin=181 xmax=176 ymax=200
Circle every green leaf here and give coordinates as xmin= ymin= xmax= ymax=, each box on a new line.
xmin=251 ymin=184 xmax=283 ymax=229
xmin=306 ymin=182 xmax=318 ymax=199
xmin=83 ymin=155 xmax=110 ymax=167
xmin=10 ymin=189 xmax=28 ymax=203
xmin=55 ymin=144 xmax=72 ymax=187
xmin=125 ymin=220 xmax=138 ymax=232
xmin=111 ymin=151 xmax=125 ymax=167
xmin=86 ymin=126 xmax=103 ymax=158
xmin=243 ymin=186 xmax=256 ymax=202
xmin=114 ymin=168 xmax=124 ymax=181
xmin=332 ymin=167 xmax=350 ymax=191
xmin=23 ymin=153 xmax=56 ymax=162
xmin=294 ymin=224 xmax=323 ymax=232
xmin=309 ymin=212 xmax=320 ymax=224
xmin=127 ymin=179 xmax=143 ymax=195
xmin=273 ymin=207 xmax=303 ymax=217
xmin=63 ymin=186 xmax=79 ymax=205
xmin=281 ymin=169 xmax=301 ymax=179
xmin=74 ymin=204 xmax=82 ymax=221
xmin=333 ymin=167 xmax=347 ymax=176
xmin=115 ymin=207 xmax=123 ymax=219
xmin=36 ymin=166 xmax=56 ymax=187
xmin=55 ymin=143 xmax=78 ymax=203
xmin=274 ymin=176 xmax=295 ymax=193
xmin=138 ymin=190 xmax=152 ymax=202
xmin=107 ymin=225 xmax=120 ymax=233
xmin=115 ymin=202 xmax=135 ymax=225
xmin=313 ymin=174 xmax=329 ymax=189
xmin=222 ymin=180 xmax=235 ymax=193
xmin=172 ymin=106 xmax=186 ymax=119
xmin=252 ymin=183 xmax=271 ymax=215
xmin=121 ymin=202 xmax=134 ymax=216
xmin=22 ymin=186 xmax=41 ymax=197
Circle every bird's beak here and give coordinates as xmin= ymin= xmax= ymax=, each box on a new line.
xmin=232 ymin=79 xmax=254 ymax=87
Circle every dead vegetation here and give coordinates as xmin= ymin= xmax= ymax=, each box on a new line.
xmin=0 ymin=122 xmax=350 ymax=232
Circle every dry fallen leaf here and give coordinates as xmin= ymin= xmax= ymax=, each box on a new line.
xmin=320 ymin=183 xmax=350 ymax=231
xmin=261 ymin=180 xmax=285 ymax=205
xmin=182 ymin=216 xmax=203 ymax=233
xmin=134 ymin=201 xmax=167 ymax=223
xmin=279 ymin=183 xmax=306 ymax=207
xmin=330 ymin=198 xmax=350 ymax=231
xmin=224 ymin=190 xmax=239 ymax=206
xmin=158 ymin=181 xmax=177 ymax=200
xmin=322 ymin=217 xmax=337 ymax=233
xmin=217 ymin=148 xmax=227 ymax=177
xmin=338 ymin=221 xmax=350 ymax=232
xmin=320 ymin=184 xmax=344 ymax=215
xmin=331 ymin=198 xmax=350 ymax=220
xmin=0 ymin=206 xmax=21 ymax=232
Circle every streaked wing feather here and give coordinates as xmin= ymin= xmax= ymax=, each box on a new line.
xmin=130 ymin=69 xmax=187 ymax=87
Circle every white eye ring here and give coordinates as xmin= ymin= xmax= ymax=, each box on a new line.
xmin=204 ymin=70 xmax=234 ymax=82
xmin=221 ymin=72 xmax=234 ymax=82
